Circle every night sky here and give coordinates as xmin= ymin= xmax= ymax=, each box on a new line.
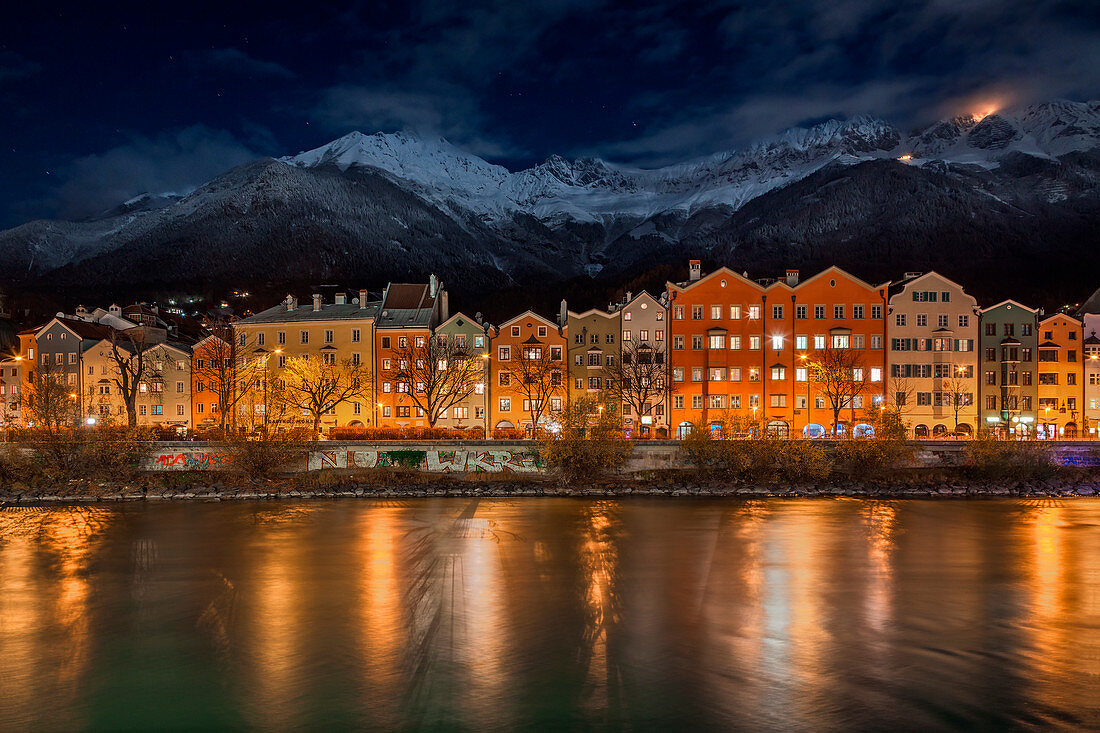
xmin=1 ymin=1 xmax=1097 ymax=228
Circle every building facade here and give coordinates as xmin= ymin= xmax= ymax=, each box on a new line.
xmin=490 ymin=310 xmax=567 ymax=435
xmin=375 ymin=279 xmax=448 ymax=428
xmin=1084 ymin=314 xmax=1100 ymax=437
xmin=432 ymin=312 xmax=491 ymax=431
xmin=978 ymin=300 xmax=1040 ymax=436
xmin=1037 ymin=313 xmax=1084 ymax=438
xmin=666 ymin=262 xmax=887 ymax=438
xmin=236 ymin=290 xmax=380 ymax=433
xmin=82 ymin=339 xmax=193 ymax=429
xmin=613 ymin=290 xmax=668 ymax=436
xmin=0 ymin=357 xmax=20 ymax=428
xmin=566 ymin=306 xmax=620 ymax=415
xmin=887 ymin=272 xmax=980 ymax=437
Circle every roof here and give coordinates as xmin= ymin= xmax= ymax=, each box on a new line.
xmin=497 ymin=310 xmax=559 ymax=331
xmin=437 ymin=311 xmax=486 ymax=333
xmin=1078 ymin=284 xmax=1100 ymax=316
xmin=378 ymin=284 xmax=437 ymax=329
xmin=239 ymin=298 xmax=381 ymax=325
xmin=981 ymin=299 xmax=1038 ymax=314
xmin=38 ymin=317 xmax=115 ymax=342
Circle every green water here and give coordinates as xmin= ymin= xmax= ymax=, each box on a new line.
xmin=1 ymin=498 xmax=1099 ymax=730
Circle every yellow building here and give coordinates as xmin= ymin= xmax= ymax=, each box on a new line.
xmin=236 ymin=290 xmax=379 ymax=432
xmin=81 ymin=338 xmax=193 ymax=430
xmin=1037 ymin=314 xmax=1084 ymax=438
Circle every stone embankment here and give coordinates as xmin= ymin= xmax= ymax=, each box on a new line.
xmin=2 ymin=473 xmax=1098 ymax=504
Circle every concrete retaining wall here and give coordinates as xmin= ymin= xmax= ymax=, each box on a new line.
xmin=20 ymin=439 xmax=1100 ymax=473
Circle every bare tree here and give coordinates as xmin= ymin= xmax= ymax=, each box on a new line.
xmin=383 ymin=336 xmax=484 ymax=426
xmin=105 ymin=328 xmax=163 ymax=428
xmin=192 ymin=326 xmax=260 ymax=432
xmin=942 ymin=374 xmax=972 ymax=433
xmin=24 ymin=360 xmax=79 ymax=434
xmin=280 ymin=355 xmax=371 ymax=434
xmin=504 ymin=340 xmax=564 ymax=433
xmin=807 ymin=346 xmax=871 ymax=434
xmin=601 ymin=339 xmax=665 ymax=428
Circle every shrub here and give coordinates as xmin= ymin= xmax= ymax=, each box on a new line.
xmin=12 ymin=428 xmax=153 ymax=484
xmin=326 ymin=426 xmax=486 ymax=441
xmin=541 ymin=397 xmax=631 ymax=481
xmin=832 ymin=438 xmax=913 ymax=478
xmin=492 ymin=428 xmax=524 ymax=440
xmin=225 ymin=433 xmax=310 ymax=481
xmin=682 ymin=427 xmax=834 ymax=482
xmin=964 ymin=432 xmax=1055 ymax=480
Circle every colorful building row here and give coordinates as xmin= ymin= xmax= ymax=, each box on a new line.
xmin=2 ymin=265 xmax=1098 ymax=438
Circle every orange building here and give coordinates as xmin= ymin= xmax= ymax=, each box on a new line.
xmin=666 ymin=261 xmax=887 ymax=438
xmin=374 ymin=279 xmax=448 ymax=428
xmin=1037 ymin=313 xmax=1084 ymax=438
xmin=489 ymin=310 xmax=567 ymax=435
xmin=191 ymin=335 xmax=230 ymax=430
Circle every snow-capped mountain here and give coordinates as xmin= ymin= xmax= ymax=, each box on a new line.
xmin=1 ymin=100 xmax=1098 ymax=309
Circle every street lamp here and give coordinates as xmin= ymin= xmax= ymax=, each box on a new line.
xmin=481 ymin=352 xmax=491 ymax=438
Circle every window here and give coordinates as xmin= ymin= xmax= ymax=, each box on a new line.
xmin=691 ymin=336 xmax=703 ymax=350
xmin=814 ymin=335 xmax=826 ymax=350
xmin=871 ymin=305 xmax=882 ymax=319
xmin=730 ymin=368 xmax=741 ymax=382
xmin=959 ymin=315 xmax=970 ymax=328
xmin=673 ymin=367 xmax=684 ymax=382
xmin=771 ymin=366 xmax=785 ymax=380
xmin=814 ymin=305 xmax=825 ymax=319
xmin=831 ymin=334 xmax=850 ymax=349
xmin=730 ymin=305 xmax=742 ymax=320
xmin=708 ymin=395 xmax=725 ymax=409
xmin=749 ymin=336 xmax=761 ymax=350
xmin=323 ymin=329 xmax=334 ymax=344
xmin=498 ymin=372 xmax=511 ymax=386
xmin=691 ymin=305 xmax=703 ymax=320
xmin=639 ymin=330 xmax=649 ymax=341
xmin=1068 ymin=373 xmax=1077 ymax=385
xmin=692 ymin=395 xmax=704 ymax=409
xmin=870 ymin=368 xmax=882 ymax=382
xmin=381 ymin=336 xmax=391 ymax=349
xmin=498 ymin=346 xmax=511 ymax=361
xmin=853 ymin=305 xmax=864 ymax=319
xmin=896 ymin=314 xmax=907 ymax=327
xmin=673 ymin=305 xmax=684 ymax=320
xmin=729 ymin=335 xmax=741 ymax=350
xmin=772 ymin=335 xmax=783 ymax=350
xmin=1021 ymin=323 xmax=1032 ymax=336
xmin=937 ymin=314 xmax=949 ymax=328
xmin=795 ymin=367 xmax=808 ymax=382
xmin=770 ymin=394 xmax=787 ymax=408
xmin=796 ymin=305 xmax=807 ymax=320
xmin=708 ymin=334 xmax=725 ymax=349
xmin=691 ymin=367 xmax=704 ymax=382
xmin=674 ymin=395 xmax=684 ymax=409
xmin=622 ymin=329 xmax=631 ymax=342
xmin=853 ymin=335 xmax=865 ymax=349
xmin=772 ymin=305 xmax=784 ymax=320
xmin=152 ymin=405 xmax=163 ymax=416
xmin=673 ymin=335 xmax=684 ymax=350
xmin=711 ymin=305 xmax=723 ymax=319
xmin=551 ymin=346 xmax=561 ymax=360
xmin=299 ymin=330 xmax=309 ymax=344
xmin=709 ymin=367 xmax=726 ymax=381
xmin=139 ymin=405 xmax=147 ymax=416
xmin=916 ymin=314 xmax=927 ymax=327
xmin=834 ymin=305 xmax=845 ymax=319
xmin=748 ymin=305 xmax=760 ymax=320
xmin=623 ymin=311 xmax=632 ymax=321
xmin=795 ymin=335 xmax=808 ymax=350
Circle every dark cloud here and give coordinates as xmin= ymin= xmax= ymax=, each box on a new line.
xmin=184 ymin=47 xmax=296 ymax=80
xmin=55 ymin=126 xmax=261 ymax=219
xmin=0 ymin=50 xmax=41 ymax=85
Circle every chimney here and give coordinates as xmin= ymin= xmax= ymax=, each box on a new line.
xmin=359 ymin=289 xmax=368 ymax=308
xmin=785 ymin=269 xmax=800 ymax=287
xmin=75 ymin=305 xmax=87 ymax=318
xmin=689 ymin=260 xmax=702 ymax=281
xmin=559 ymin=299 xmax=568 ymax=329
xmin=335 ymin=292 xmax=346 ymax=305
xmin=429 ymin=273 xmax=438 ymax=298
xmin=312 ymin=293 xmax=322 ymax=312
xmin=441 ymin=290 xmax=450 ymax=321
xmin=286 ymin=295 xmax=297 ymax=311
xmin=109 ymin=304 xmax=121 ymax=316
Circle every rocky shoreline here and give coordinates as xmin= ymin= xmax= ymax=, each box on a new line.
xmin=3 ymin=473 xmax=1099 ymax=503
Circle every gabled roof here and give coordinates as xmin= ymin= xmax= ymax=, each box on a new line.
xmin=437 ymin=311 xmax=485 ymax=333
xmin=795 ymin=265 xmax=889 ymax=292
xmin=1078 ymin=284 xmax=1100 ymax=316
xmin=981 ymin=299 xmax=1038 ymax=314
xmin=568 ymin=307 xmax=619 ymax=321
xmin=666 ymin=266 xmax=764 ymax=294
xmin=37 ymin=316 xmax=114 ymax=343
xmin=886 ymin=270 xmax=973 ymax=301
xmin=497 ymin=310 xmax=559 ymax=331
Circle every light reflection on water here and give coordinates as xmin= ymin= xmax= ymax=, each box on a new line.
xmin=1 ymin=498 xmax=1099 ymax=730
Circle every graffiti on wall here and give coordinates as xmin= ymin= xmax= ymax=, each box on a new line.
xmin=306 ymin=448 xmax=544 ymax=473
xmin=151 ymin=451 xmax=234 ymax=470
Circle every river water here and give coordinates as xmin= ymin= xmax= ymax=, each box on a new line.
xmin=1 ymin=498 xmax=1099 ymax=730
